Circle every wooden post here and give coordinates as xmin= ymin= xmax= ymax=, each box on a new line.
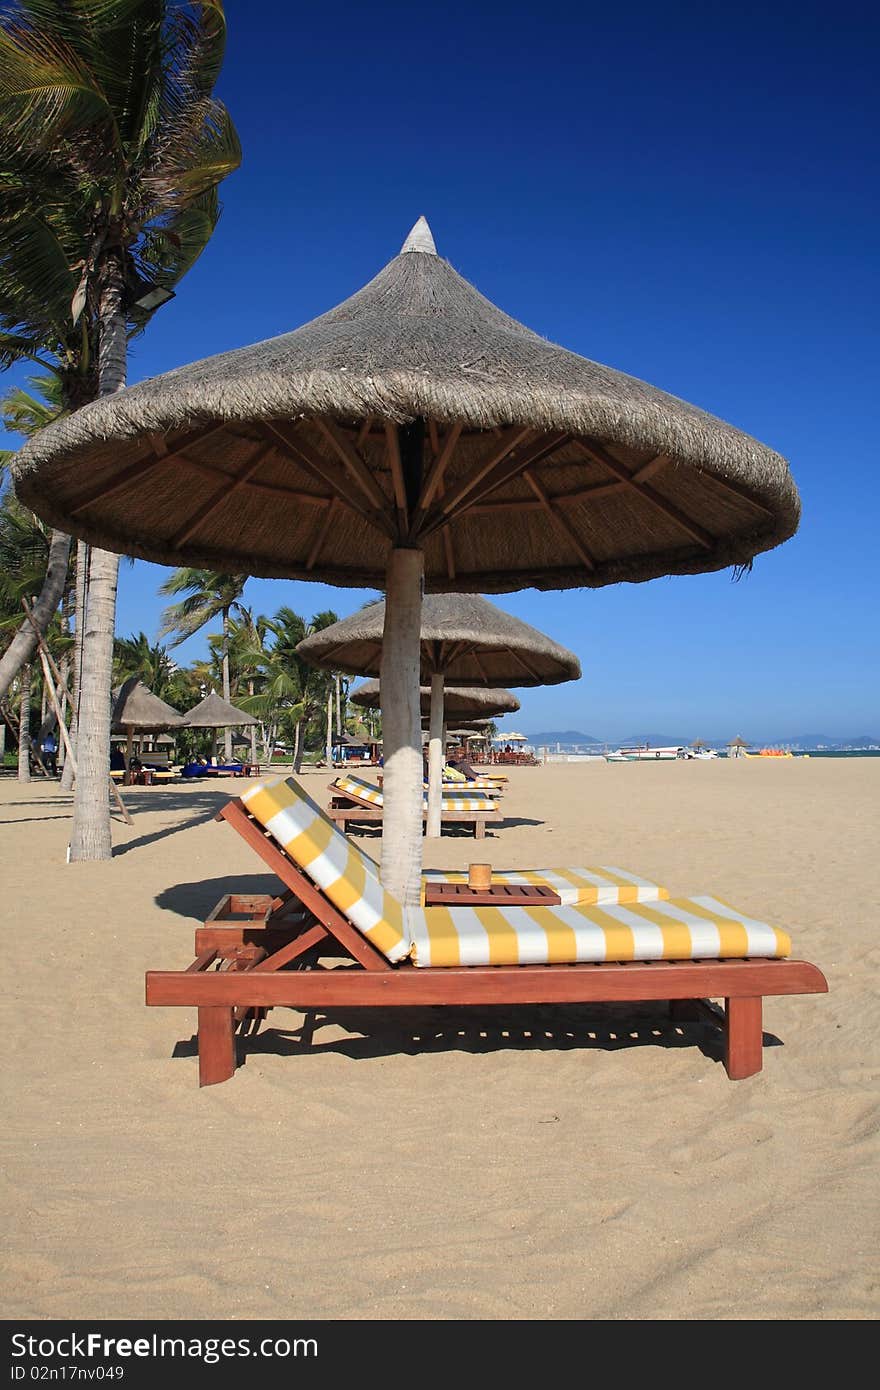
xmin=724 ymin=996 xmax=763 ymax=1079
xmin=426 ymin=672 xmax=445 ymax=838
xmin=198 ymin=1006 xmax=236 ymax=1086
xmin=379 ymin=546 xmax=425 ymax=904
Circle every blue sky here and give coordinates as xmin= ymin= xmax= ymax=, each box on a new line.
xmin=5 ymin=1 xmax=879 ymax=738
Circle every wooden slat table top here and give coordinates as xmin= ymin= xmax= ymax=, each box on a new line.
xmin=424 ymin=882 xmax=562 ymax=906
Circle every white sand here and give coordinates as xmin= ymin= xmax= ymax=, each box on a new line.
xmin=1 ymin=758 xmax=876 ymax=1319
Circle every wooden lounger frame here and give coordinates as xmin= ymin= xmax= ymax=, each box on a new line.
xmin=146 ymin=799 xmax=828 ymax=1088
xmin=327 ymin=780 xmax=503 ymax=838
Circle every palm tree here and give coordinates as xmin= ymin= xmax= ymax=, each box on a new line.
xmin=0 ymin=1 xmax=240 ymax=859
xmin=113 ymin=631 xmax=176 ymax=700
xmin=238 ymin=607 xmax=339 ymax=772
xmin=159 ymin=569 xmax=247 ymax=760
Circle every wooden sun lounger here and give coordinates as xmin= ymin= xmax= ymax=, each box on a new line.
xmin=146 ymin=798 xmax=828 ymax=1088
xmin=327 ymin=778 xmax=503 ymax=838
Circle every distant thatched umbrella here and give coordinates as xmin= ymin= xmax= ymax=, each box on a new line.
xmin=111 ymin=678 xmax=186 ymax=783
xmin=296 ymin=593 xmax=577 ymax=834
xmin=12 ymin=217 xmax=799 ymax=901
xmin=181 ymin=689 xmax=257 ymax=761
xmin=691 ymin=738 xmax=707 ymax=750
xmin=351 ymin=680 xmax=520 ymax=721
xmin=727 ymin=734 xmax=750 ymax=759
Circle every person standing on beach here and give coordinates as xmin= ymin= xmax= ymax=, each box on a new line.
xmin=41 ymin=730 xmax=58 ymax=775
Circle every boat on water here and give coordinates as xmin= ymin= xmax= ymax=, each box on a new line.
xmin=607 ymin=745 xmax=688 ymax=761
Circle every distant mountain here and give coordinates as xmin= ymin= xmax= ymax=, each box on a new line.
xmin=523 ymin=731 xmax=880 ymax=751
xmin=526 ymin=730 xmax=602 ymax=746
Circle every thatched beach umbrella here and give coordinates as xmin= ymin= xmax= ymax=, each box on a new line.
xmin=350 ymin=680 xmax=520 ymax=721
xmin=111 ymin=678 xmax=186 ymax=783
xmin=296 ymin=593 xmax=578 ymax=833
xmin=181 ymin=689 xmax=257 ymax=761
xmin=12 ymin=217 xmax=799 ymax=901
xmin=727 ymin=734 xmax=750 ymax=759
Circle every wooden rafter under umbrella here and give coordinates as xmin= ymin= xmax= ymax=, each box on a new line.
xmin=111 ymin=678 xmax=186 ymax=784
xmin=296 ymin=593 xmax=577 ymax=834
xmin=12 ymin=217 xmax=800 ymax=902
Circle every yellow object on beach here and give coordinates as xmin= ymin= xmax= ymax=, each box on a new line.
xmin=242 ymin=776 xmax=791 ymax=969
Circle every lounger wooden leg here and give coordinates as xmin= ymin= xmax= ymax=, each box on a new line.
xmin=724 ymin=996 xmax=763 ymax=1079
xmin=198 ymin=1006 xmax=236 ymax=1086
xmin=474 ymin=820 xmax=485 ymax=839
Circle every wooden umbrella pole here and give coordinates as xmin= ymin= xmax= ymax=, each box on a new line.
xmin=21 ymin=603 xmax=133 ymax=826
xmin=426 ymin=671 xmax=445 ymax=838
xmin=379 ymin=546 xmax=425 ymax=904
xmin=36 ymin=646 xmax=76 ymax=771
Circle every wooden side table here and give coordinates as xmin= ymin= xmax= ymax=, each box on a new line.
xmin=423 ymin=882 xmax=561 ymax=907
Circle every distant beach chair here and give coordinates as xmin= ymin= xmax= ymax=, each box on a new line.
xmin=328 ymin=771 xmax=502 ymax=839
xmin=146 ymin=774 xmax=828 ymax=1087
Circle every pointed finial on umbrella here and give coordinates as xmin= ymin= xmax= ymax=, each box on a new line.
xmin=400 ymin=216 xmax=437 ymax=255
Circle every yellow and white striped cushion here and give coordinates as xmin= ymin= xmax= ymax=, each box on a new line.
xmin=406 ymin=896 xmax=792 ymax=968
xmin=421 ymin=866 xmax=669 ymax=907
xmin=333 ymin=773 xmax=496 ymax=813
xmin=242 ymin=776 xmax=410 ymax=962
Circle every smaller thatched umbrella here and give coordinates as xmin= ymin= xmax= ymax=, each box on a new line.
xmin=111 ymin=678 xmax=186 ymax=783
xmin=691 ymin=738 xmax=707 ymax=750
xmin=296 ymin=594 xmax=578 ymax=834
xmin=727 ymin=735 xmax=750 ymax=759
xmin=351 ymin=679 xmax=520 ymax=721
xmin=181 ymin=690 xmax=258 ymax=762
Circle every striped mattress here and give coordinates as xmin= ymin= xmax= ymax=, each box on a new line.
xmin=333 ymin=773 xmax=497 ymax=813
xmin=422 ymin=866 xmax=668 ymax=907
xmin=241 ymin=776 xmax=792 ymax=969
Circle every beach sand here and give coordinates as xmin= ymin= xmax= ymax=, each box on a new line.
xmin=1 ymin=758 xmax=876 ymax=1320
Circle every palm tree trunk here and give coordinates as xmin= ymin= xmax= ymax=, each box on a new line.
xmin=379 ymin=547 xmax=424 ymax=905
xmin=69 ymin=252 xmax=126 ymax=861
xmin=249 ymin=680 xmax=257 ymax=763
xmin=426 ymin=673 xmax=445 ymax=838
xmin=0 ymin=530 xmax=72 ymax=702
xmin=222 ymin=606 xmax=232 ymax=761
xmin=60 ymin=540 xmax=87 ymax=790
xmin=0 ymin=721 xmax=5 ymax=762
xmin=292 ymin=719 xmax=303 ymax=773
xmin=17 ymin=664 xmax=32 ymax=782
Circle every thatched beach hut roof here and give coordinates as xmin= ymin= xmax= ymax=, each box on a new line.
xmin=111 ymin=679 xmax=186 ymax=733
xmin=295 ymin=593 xmax=580 ymax=686
xmin=727 ymin=735 xmax=750 ymax=747
xmin=350 ymin=680 xmax=519 ymax=719
xmin=12 ymin=218 xmax=799 ymax=593
xmin=180 ymin=690 xmax=257 ymax=729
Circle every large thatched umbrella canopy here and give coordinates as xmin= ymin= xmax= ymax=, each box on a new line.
xmin=296 ymin=593 xmax=577 ymax=834
xmin=111 ymin=678 xmax=186 ymax=781
xmin=181 ymin=689 xmax=257 ymax=761
xmin=11 ymin=217 xmax=799 ymax=903
xmin=350 ymin=680 xmax=520 ymax=721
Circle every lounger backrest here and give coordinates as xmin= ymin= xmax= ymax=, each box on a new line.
xmin=241 ymin=776 xmax=411 ymax=963
xmin=333 ymin=772 xmax=496 ymax=812
xmin=333 ymin=772 xmax=383 ymax=805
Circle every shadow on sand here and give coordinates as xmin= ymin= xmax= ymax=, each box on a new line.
xmin=169 ymin=999 xmax=783 ymax=1073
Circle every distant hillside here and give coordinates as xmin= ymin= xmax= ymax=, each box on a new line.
xmin=526 ymin=730 xmax=602 ymax=746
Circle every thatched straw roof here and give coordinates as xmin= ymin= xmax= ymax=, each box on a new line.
xmin=12 ymin=219 xmax=799 ymax=593
xmin=727 ymin=735 xmax=750 ymax=747
xmin=295 ymin=593 xmax=580 ymax=686
xmin=350 ymin=679 xmax=519 ymax=719
xmin=111 ymin=678 xmax=186 ymax=732
xmin=180 ymin=690 xmax=257 ymax=728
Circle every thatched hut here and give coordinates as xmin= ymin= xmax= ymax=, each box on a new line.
xmin=111 ymin=678 xmax=186 ymax=783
